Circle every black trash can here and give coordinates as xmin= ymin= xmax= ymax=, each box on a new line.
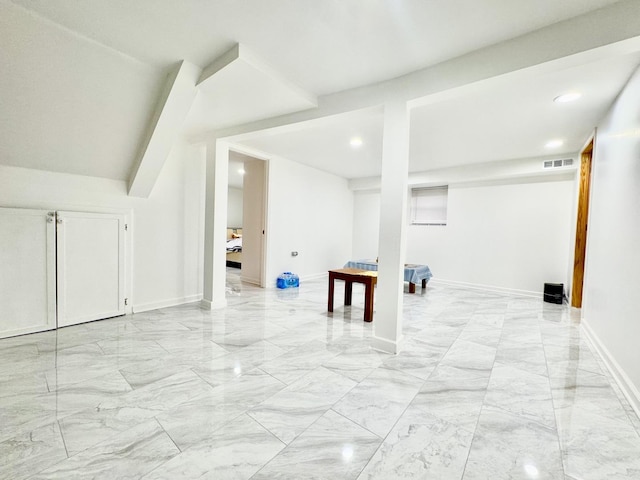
xmin=543 ymin=283 xmax=564 ymax=304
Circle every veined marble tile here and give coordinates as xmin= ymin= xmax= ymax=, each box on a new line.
xmin=0 ymin=421 xmax=67 ymax=480
xmin=556 ymin=408 xmax=640 ymax=479
xmin=322 ymin=344 xmax=391 ymax=383
xmin=457 ymin=324 xmax=502 ymax=348
xmin=0 ymin=342 xmax=40 ymax=363
xmin=462 ymin=405 xmax=563 ymax=480
xmin=253 ymin=409 xmax=381 ymax=480
xmin=410 ymin=365 xmax=489 ymax=432
xmin=552 ymin=369 xmax=632 ymax=424
xmin=467 ymin=313 xmax=505 ymax=328
xmin=0 ymin=372 xmax=49 ymax=407
xmin=381 ymin=337 xmax=444 ymax=380
xmin=58 ymin=370 xmax=213 ymax=455
xmin=333 ymin=367 xmax=423 ymax=437
xmin=157 ymin=368 xmax=285 ymax=450
xmin=358 ymin=405 xmax=473 ymax=480
xmin=210 ymin=323 xmax=290 ymax=351
xmin=260 ymin=340 xmax=341 ymax=385
xmin=439 ymin=339 xmax=497 ymax=377
xmin=31 ymin=419 xmax=179 ymax=479
xmin=119 ymin=356 xmax=196 ymax=390
xmin=265 ymin=325 xmax=326 ymax=351
xmin=47 ymin=370 xmax=132 ymax=417
xmin=248 ymin=366 xmax=357 ymax=444
xmin=97 ymin=337 xmax=167 ymax=359
xmin=484 ymin=363 xmax=555 ymax=428
xmin=192 ymin=340 xmax=286 ymax=387
xmin=144 ymin=414 xmax=284 ymax=479
xmin=154 ymin=334 xmax=229 ymax=361
xmin=0 ymin=370 xmax=131 ymax=443
xmin=412 ymin=323 xmax=462 ymax=349
xmin=494 ymin=343 xmax=549 ymax=376
xmin=127 ymin=318 xmax=192 ymax=334
xmin=544 ymin=343 xmax=604 ymax=377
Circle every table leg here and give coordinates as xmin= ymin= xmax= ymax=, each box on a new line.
xmin=409 ymin=282 xmax=416 ymax=294
xmin=328 ymin=274 xmax=335 ymax=312
xmin=422 ymin=279 xmax=427 ymax=289
xmin=344 ymin=280 xmax=353 ymax=305
xmin=363 ymin=278 xmax=374 ymax=322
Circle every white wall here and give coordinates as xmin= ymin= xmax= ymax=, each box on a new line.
xmin=227 ymin=187 xmax=243 ymax=228
xmin=266 ymin=155 xmax=353 ymax=283
xmin=352 ymin=177 xmax=575 ymax=295
xmin=0 ymin=140 xmax=205 ymax=313
xmin=582 ymin=66 xmax=640 ymax=412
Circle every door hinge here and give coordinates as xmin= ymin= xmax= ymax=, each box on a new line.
xmin=124 ymin=298 xmax=128 ymax=306
xmin=124 ymin=224 xmax=128 ymax=231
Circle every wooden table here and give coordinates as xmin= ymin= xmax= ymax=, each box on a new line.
xmin=343 ymin=260 xmax=432 ymax=294
xmin=328 ymin=268 xmax=378 ymax=322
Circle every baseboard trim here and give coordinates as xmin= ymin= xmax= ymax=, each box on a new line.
xmin=582 ymin=318 xmax=640 ymax=420
xmin=200 ymin=298 xmax=228 ymax=310
xmin=133 ymin=294 xmax=202 ymax=313
xmin=371 ymin=334 xmax=404 ymax=354
xmin=429 ymin=278 xmax=542 ymax=298
xmin=240 ymin=276 xmax=261 ymax=286
xmin=301 ymin=272 xmax=327 ymax=281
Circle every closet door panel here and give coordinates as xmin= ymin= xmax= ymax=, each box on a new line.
xmin=56 ymin=211 xmax=125 ymax=327
xmin=0 ymin=208 xmax=56 ymax=338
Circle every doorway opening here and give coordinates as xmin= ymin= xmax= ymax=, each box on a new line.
xmin=227 ymin=150 xmax=267 ymax=287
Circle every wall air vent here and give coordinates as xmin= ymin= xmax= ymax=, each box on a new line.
xmin=543 ymin=158 xmax=574 ymax=169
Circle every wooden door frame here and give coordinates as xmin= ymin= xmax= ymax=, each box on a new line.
xmin=571 ymin=137 xmax=594 ymax=308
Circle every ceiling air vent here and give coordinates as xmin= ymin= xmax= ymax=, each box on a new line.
xmin=543 ymin=158 xmax=574 ymax=169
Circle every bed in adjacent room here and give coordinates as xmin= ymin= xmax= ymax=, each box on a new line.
xmin=226 ymin=228 xmax=242 ymax=268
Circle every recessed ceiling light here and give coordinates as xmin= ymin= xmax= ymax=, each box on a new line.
xmin=554 ymin=92 xmax=582 ymax=103
xmin=238 ymin=168 xmax=245 ymax=175
xmin=350 ymin=137 xmax=363 ymax=148
xmin=545 ymin=139 xmax=564 ymax=149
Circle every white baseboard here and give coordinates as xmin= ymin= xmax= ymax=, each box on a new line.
xmin=200 ymin=298 xmax=228 ymax=310
xmin=371 ymin=334 xmax=404 ymax=354
xmin=240 ymin=275 xmax=261 ymax=286
xmin=429 ymin=278 xmax=542 ymax=298
xmin=133 ymin=294 xmax=202 ymax=313
xmin=582 ymin=318 xmax=640 ymax=420
xmin=301 ymin=272 xmax=328 ymax=281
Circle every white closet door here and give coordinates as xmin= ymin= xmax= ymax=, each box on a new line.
xmin=56 ymin=211 xmax=125 ymax=327
xmin=0 ymin=208 xmax=56 ymax=338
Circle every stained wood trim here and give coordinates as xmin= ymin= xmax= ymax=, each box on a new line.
xmin=571 ymin=141 xmax=593 ymax=308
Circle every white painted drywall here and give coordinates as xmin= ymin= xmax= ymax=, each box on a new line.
xmin=352 ymin=177 xmax=575 ymax=294
xmin=352 ymin=190 xmax=381 ymax=259
xmin=582 ymin=65 xmax=640 ymax=406
xmin=0 ymin=140 xmax=205 ymax=313
xmin=227 ymin=187 xmax=244 ymax=228
xmin=266 ymin=155 xmax=353 ymax=284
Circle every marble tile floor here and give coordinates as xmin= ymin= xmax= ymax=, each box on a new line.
xmin=1 ymin=270 xmax=640 ymax=479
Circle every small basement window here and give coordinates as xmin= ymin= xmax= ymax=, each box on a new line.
xmin=410 ymin=186 xmax=448 ymax=225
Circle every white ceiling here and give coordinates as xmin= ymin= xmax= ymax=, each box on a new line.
xmin=7 ymin=0 xmax=621 ymax=96
xmin=234 ymin=51 xmax=640 ymax=177
xmin=1 ymin=0 xmax=638 ymax=183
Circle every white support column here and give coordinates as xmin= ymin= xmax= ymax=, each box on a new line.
xmin=202 ymin=140 xmax=229 ymax=309
xmin=372 ymin=101 xmax=410 ymax=354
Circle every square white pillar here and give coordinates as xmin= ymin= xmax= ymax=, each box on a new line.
xmin=372 ymin=101 xmax=410 ymax=354
xmin=202 ymin=140 xmax=229 ymax=309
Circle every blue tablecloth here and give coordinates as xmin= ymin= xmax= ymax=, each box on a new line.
xmin=344 ymin=259 xmax=433 ymax=284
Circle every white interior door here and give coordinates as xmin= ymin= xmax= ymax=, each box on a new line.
xmin=0 ymin=208 xmax=56 ymax=338
xmin=56 ymin=211 xmax=125 ymax=327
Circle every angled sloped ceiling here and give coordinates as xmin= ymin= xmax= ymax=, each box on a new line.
xmin=0 ymin=1 xmax=164 ymax=181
